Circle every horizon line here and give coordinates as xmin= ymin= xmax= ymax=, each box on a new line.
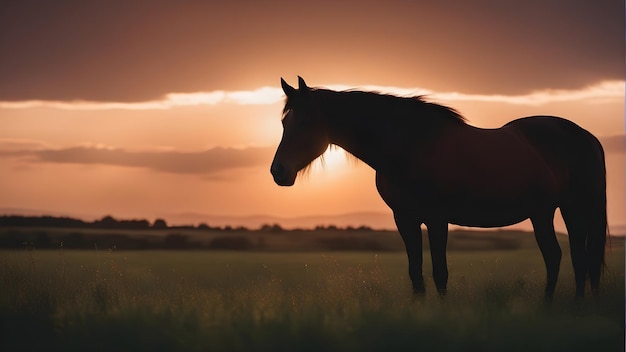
xmin=1 ymin=211 xmax=625 ymax=236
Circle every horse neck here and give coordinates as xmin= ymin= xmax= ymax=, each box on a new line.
xmin=327 ymin=121 xmax=386 ymax=171
xmin=321 ymin=95 xmax=418 ymax=173
xmin=319 ymin=91 xmax=463 ymax=174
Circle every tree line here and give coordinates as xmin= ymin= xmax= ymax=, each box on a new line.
xmin=0 ymin=215 xmax=385 ymax=251
xmin=0 ymin=215 xmax=181 ymax=230
xmin=0 ymin=215 xmax=375 ymax=232
xmin=0 ymin=215 xmax=532 ymax=252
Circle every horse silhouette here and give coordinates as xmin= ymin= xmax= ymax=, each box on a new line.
xmin=271 ymin=76 xmax=607 ymax=299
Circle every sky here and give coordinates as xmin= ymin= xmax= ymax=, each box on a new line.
xmin=0 ymin=0 xmax=624 ymax=233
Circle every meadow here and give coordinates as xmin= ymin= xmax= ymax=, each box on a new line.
xmin=1 ymin=246 xmax=624 ymax=351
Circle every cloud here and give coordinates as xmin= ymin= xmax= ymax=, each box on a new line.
xmin=0 ymin=138 xmax=53 ymax=151
xmin=330 ymin=80 xmax=625 ymax=106
xmin=0 ymin=80 xmax=622 ymax=111
xmin=2 ymin=135 xmax=621 ymax=176
xmin=0 ymin=144 xmax=275 ymax=175
xmin=0 ymin=1 xmax=622 ymax=101
xmin=430 ymin=81 xmax=625 ymax=106
xmin=0 ymin=86 xmax=284 ymax=110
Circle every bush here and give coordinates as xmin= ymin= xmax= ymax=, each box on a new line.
xmin=164 ymin=234 xmax=189 ymax=249
xmin=316 ymin=236 xmax=384 ymax=251
xmin=208 ymin=236 xmax=254 ymax=250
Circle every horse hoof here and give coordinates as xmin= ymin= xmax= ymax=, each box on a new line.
xmin=412 ymin=287 xmax=426 ymax=297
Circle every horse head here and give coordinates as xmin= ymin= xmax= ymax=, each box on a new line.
xmin=270 ymin=77 xmax=329 ymax=186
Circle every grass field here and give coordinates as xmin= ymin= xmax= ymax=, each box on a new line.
xmin=1 ymin=247 xmax=624 ymax=351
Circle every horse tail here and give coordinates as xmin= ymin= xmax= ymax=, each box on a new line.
xmin=559 ymin=119 xmax=608 ymax=295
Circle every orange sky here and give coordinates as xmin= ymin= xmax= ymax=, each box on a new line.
xmin=0 ymin=1 xmax=624 ymax=233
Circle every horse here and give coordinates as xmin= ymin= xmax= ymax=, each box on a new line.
xmin=270 ymin=76 xmax=607 ymax=299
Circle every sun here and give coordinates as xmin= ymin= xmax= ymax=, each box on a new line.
xmin=311 ymin=145 xmax=349 ymax=173
xmin=323 ymin=145 xmax=349 ymax=168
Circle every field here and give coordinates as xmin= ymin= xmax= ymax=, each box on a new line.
xmin=1 ymin=246 xmax=624 ymax=351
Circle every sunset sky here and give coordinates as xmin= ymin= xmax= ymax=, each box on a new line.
xmin=0 ymin=1 xmax=624 ymax=232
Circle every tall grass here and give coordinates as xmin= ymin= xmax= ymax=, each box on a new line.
xmin=0 ymin=248 xmax=623 ymax=351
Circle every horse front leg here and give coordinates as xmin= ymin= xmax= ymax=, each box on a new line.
xmin=394 ymin=212 xmax=424 ymax=294
xmin=426 ymin=221 xmax=449 ymax=295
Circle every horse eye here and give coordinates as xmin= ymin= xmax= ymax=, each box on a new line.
xmin=283 ymin=113 xmax=308 ymax=129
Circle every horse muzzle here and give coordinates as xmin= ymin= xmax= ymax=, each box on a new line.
xmin=270 ymin=162 xmax=296 ymax=186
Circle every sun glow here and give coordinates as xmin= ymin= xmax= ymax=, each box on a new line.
xmin=312 ymin=145 xmax=349 ymax=173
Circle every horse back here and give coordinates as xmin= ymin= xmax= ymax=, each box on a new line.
xmin=502 ymin=116 xmax=604 ymax=170
xmin=428 ymin=116 xmax=600 ymax=219
xmin=502 ymin=115 xmax=606 ymax=196
xmin=426 ymin=116 xmax=575 ymax=198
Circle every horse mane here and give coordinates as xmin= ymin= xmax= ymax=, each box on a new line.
xmin=283 ymin=86 xmax=467 ymax=125
xmin=282 ymin=86 xmax=467 ymax=176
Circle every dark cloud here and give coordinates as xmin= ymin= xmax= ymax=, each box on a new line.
xmin=0 ymin=0 xmax=623 ymax=101
xmin=0 ymin=145 xmax=275 ymax=175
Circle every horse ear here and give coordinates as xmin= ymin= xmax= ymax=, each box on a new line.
xmin=281 ymin=78 xmax=296 ymax=98
xmin=297 ymin=76 xmax=309 ymax=91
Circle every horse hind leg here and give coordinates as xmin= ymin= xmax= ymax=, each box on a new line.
xmin=530 ymin=210 xmax=562 ymax=300
xmin=560 ymin=204 xmax=588 ymax=298
xmin=587 ymin=204 xmax=607 ymax=296
xmin=426 ymin=221 xmax=449 ymax=296
xmin=586 ymin=196 xmax=607 ymax=296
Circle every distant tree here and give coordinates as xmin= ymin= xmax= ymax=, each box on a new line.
xmin=313 ymin=225 xmax=341 ymax=231
xmin=260 ymin=224 xmax=283 ymax=233
xmin=94 ymin=215 xmax=118 ymax=229
xmin=152 ymin=218 xmax=168 ymax=229
xmin=119 ymin=219 xmax=150 ymax=229
xmin=171 ymin=225 xmax=195 ymax=230
xmin=0 ymin=215 xmax=87 ymax=228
